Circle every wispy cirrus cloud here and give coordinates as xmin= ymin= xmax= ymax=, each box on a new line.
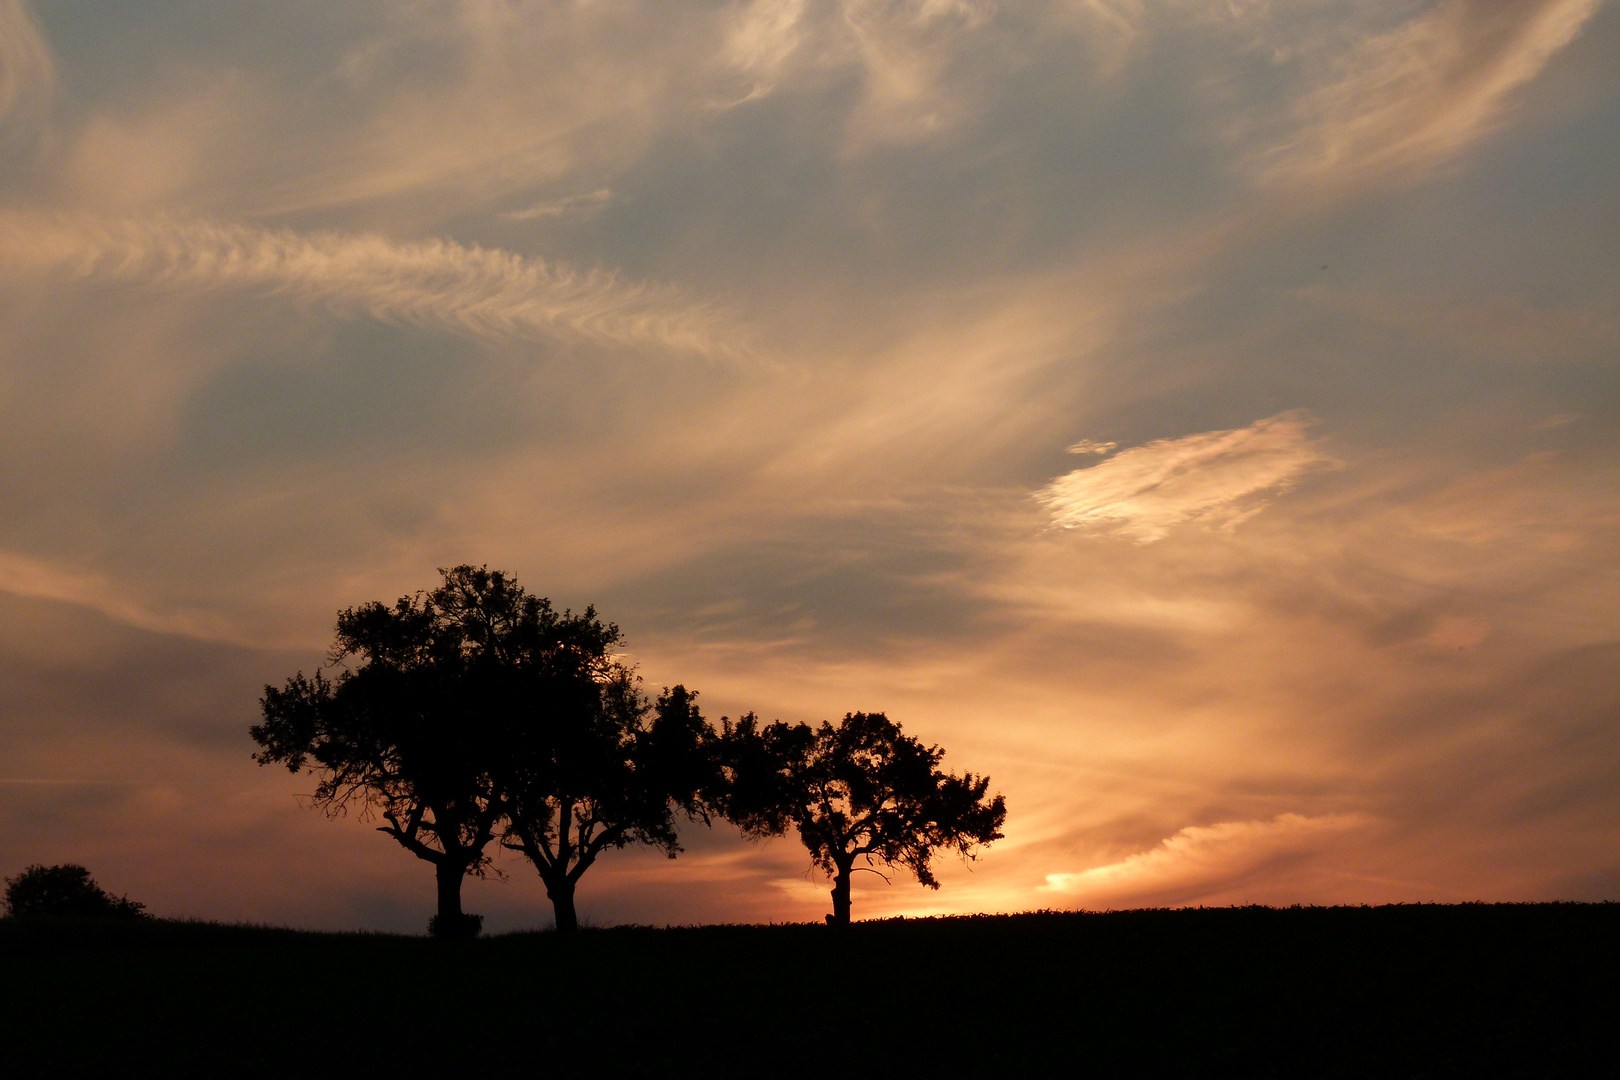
xmin=0 ymin=212 xmax=752 ymax=361
xmin=1256 ymin=0 xmax=1601 ymax=188
xmin=722 ymin=0 xmax=1002 ymax=145
xmin=0 ymin=0 xmax=53 ymax=141
xmin=1037 ymin=412 xmax=1331 ymax=542
xmin=1041 ymin=813 xmax=1372 ymax=908
xmin=501 ymin=188 xmax=615 ymax=222
xmin=726 ymin=0 xmax=809 ymax=89
xmin=0 ymin=548 xmax=237 ymax=643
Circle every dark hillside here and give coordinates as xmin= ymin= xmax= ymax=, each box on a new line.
xmin=1 ymin=904 xmax=1613 ymax=1077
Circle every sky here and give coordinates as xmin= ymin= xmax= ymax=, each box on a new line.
xmin=0 ymin=0 xmax=1616 ymax=932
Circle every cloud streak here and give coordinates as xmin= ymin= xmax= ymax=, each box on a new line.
xmin=1037 ymin=412 xmax=1331 ymax=542
xmin=0 ymin=0 xmax=53 ymax=141
xmin=1257 ymin=0 xmax=1601 ymax=188
xmin=0 ymin=212 xmax=752 ymax=361
xmin=1042 ymin=814 xmax=1372 ymax=908
xmin=0 ymin=548 xmax=237 ymax=643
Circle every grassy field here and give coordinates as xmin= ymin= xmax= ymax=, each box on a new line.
xmin=1 ymin=904 xmax=1613 ymax=1077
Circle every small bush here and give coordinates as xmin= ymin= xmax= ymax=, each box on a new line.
xmin=3 ymin=864 xmax=149 ymax=920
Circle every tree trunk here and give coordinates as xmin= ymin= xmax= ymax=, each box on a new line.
xmin=436 ymin=860 xmax=465 ymax=922
xmin=429 ymin=859 xmax=481 ymax=938
xmin=548 ymin=876 xmax=579 ymax=934
xmin=827 ymin=867 xmax=853 ymax=927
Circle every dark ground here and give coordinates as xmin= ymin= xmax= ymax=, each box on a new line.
xmin=0 ymin=904 xmax=1613 ymax=1078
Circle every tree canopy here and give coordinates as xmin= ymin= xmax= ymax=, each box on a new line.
xmin=251 ymin=566 xmax=1003 ymax=933
xmin=719 ymin=711 xmax=1006 ymax=925
xmin=3 ymin=864 xmax=148 ymax=920
xmin=251 ymin=565 xmax=613 ymax=937
xmin=500 ymin=671 xmax=720 ymax=932
xmin=251 ymin=564 xmax=720 ymax=935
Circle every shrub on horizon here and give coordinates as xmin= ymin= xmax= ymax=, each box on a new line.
xmin=2 ymin=863 xmax=150 ymax=920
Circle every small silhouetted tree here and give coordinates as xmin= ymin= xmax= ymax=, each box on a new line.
xmin=252 ymin=565 xmax=603 ymax=938
xmin=501 ymin=676 xmax=719 ymax=933
xmin=720 ymin=711 xmax=1005 ymax=926
xmin=3 ymin=864 xmax=148 ymax=919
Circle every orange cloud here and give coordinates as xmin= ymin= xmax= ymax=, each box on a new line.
xmin=1042 ymin=814 xmax=1373 ymax=908
xmin=1037 ymin=412 xmax=1331 ymax=542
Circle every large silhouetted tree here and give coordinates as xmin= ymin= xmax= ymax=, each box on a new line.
xmin=251 ymin=565 xmax=611 ymax=938
xmin=720 ymin=711 xmax=1005 ymax=926
xmin=500 ymin=678 xmax=719 ymax=933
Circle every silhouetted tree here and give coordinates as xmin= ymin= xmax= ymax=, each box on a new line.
xmin=719 ymin=712 xmax=1005 ymax=926
xmin=3 ymin=863 xmax=148 ymax=919
xmin=500 ymin=678 xmax=719 ymax=933
xmin=252 ymin=565 xmax=609 ymax=938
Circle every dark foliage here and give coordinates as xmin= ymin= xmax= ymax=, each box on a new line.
xmin=251 ymin=565 xmax=611 ymax=937
xmin=500 ymin=677 xmax=721 ymax=933
xmin=0 ymin=905 xmax=1614 ymax=1078
xmin=3 ymin=864 xmax=148 ymax=920
xmin=251 ymin=563 xmax=719 ymax=935
xmin=719 ymin=711 xmax=1005 ymax=924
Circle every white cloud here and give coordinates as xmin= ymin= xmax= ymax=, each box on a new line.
xmin=728 ymin=0 xmax=809 ymax=82
xmin=1041 ymin=813 xmax=1371 ymax=908
xmin=0 ymin=0 xmax=54 ymax=141
xmin=1256 ymin=0 xmax=1601 ymax=187
xmin=1037 ymin=411 xmax=1329 ymax=542
xmin=0 ymin=212 xmax=753 ymax=361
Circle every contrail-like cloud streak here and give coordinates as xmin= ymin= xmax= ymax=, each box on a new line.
xmin=0 ymin=212 xmax=752 ymax=361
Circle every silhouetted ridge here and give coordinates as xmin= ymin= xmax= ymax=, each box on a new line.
xmin=1 ymin=905 xmax=1613 ymax=1077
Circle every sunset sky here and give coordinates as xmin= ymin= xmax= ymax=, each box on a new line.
xmin=1 ymin=0 xmax=1616 ymax=932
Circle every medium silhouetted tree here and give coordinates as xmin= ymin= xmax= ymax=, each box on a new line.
xmin=252 ymin=565 xmax=609 ymax=938
xmin=501 ymin=679 xmax=719 ymax=933
xmin=3 ymin=864 xmax=148 ymax=919
xmin=720 ymin=712 xmax=1005 ymax=926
